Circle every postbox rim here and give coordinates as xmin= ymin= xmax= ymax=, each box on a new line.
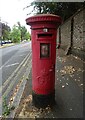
xmin=28 ymin=14 xmax=60 ymax=17
xmin=26 ymin=14 xmax=62 ymax=26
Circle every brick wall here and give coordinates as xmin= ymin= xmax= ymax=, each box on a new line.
xmin=73 ymin=9 xmax=84 ymax=51
xmin=60 ymin=20 xmax=71 ymax=50
xmin=83 ymin=8 xmax=85 ymax=50
xmin=58 ymin=8 xmax=85 ymax=59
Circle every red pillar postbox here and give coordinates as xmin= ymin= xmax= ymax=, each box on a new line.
xmin=26 ymin=14 xmax=62 ymax=108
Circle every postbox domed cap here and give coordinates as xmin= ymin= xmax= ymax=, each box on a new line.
xmin=26 ymin=14 xmax=62 ymax=27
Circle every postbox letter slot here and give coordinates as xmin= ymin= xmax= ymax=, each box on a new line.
xmin=38 ymin=34 xmax=52 ymax=38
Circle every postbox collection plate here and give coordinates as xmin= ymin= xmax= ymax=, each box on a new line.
xmin=40 ymin=43 xmax=50 ymax=58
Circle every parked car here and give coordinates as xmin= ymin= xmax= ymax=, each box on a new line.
xmin=0 ymin=40 xmax=5 ymax=45
xmin=8 ymin=40 xmax=12 ymax=43
xmin=2 ymin=41 xmax=5 ymax=44
xmin=4 ymin=40 xmax=12 ymax=44
xmin=4 ymin=40 xmax=9 ymax=44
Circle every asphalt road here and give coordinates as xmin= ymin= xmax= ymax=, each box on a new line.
xmin=0 ymin=42 xmax=32 ymax=116
xmin=0 ymin=42 xmax=31 ymax=85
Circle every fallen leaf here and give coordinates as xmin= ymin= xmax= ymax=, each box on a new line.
xmin=74 ymin=56 xmax=78 ymax=59
xmin=60 ymin=66 xmax=76 ymax=75
xmin=48 ymin=111 xmax=50 ymax=113
xmin=70 ymin=75 xmax=73 ymax=77
xmin=10 ymin=97 xmax=13 ymax=102
xmin=62 ymin=85 xmax=65 ymax=88
xmin=78 ymin=80 xmax=80 ymax=82
xmin=80 ymin=84 xmax=83 ymax=86
xmin=66 ymin=83 xmax=68 ymax=86
xmin=78 ymin=68 xmax=82 ymax=72
xmin=62 ymin=76 xmax=64 ymax=79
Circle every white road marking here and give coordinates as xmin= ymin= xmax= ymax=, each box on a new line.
xmin=5 ymin=63 xmax=19 ymax=67
xmin=0 ymin=54 xmax=17 ymax=70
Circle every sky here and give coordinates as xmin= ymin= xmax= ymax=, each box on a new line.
xmin=0 ymin=0 xmax=83 ymax=31
xmin=0 ymin=0 xmax=34 ymax=32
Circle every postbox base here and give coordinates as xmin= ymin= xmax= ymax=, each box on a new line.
xmin=32 ymin=90 xmax=55 ymax=108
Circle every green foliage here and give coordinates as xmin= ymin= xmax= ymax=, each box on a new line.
xmin=1 ymin=21 xmax=30 ymax=43
xmin=2 ymin=97 xmax=15 ymax=117
xmin=25 ymin=32 xmax=31 ymax=40
xmin=10 ymin=25 xmax=21 ymax=43
xmin=2 ymin=23 xmax=11 ymax=40
xmin=21 ymin=26 xmax=27 ymax=40
xmin=17 ymin=22 xmax=30 ymax=41
xmin=2 ymin=97 xmax=10 ymax=116
xmin=26 ymin=1 xmax=84 ymax=21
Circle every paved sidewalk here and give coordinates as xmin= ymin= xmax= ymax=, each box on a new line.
xmin=14 ymin=48 xmax=84 ymax=119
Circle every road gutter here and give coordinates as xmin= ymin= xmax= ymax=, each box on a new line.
xmin=7 ymin=60 xmax=32 ymax=119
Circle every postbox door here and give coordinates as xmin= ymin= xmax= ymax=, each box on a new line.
xmin=32 ymin=31 xmax=56 ymax=95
